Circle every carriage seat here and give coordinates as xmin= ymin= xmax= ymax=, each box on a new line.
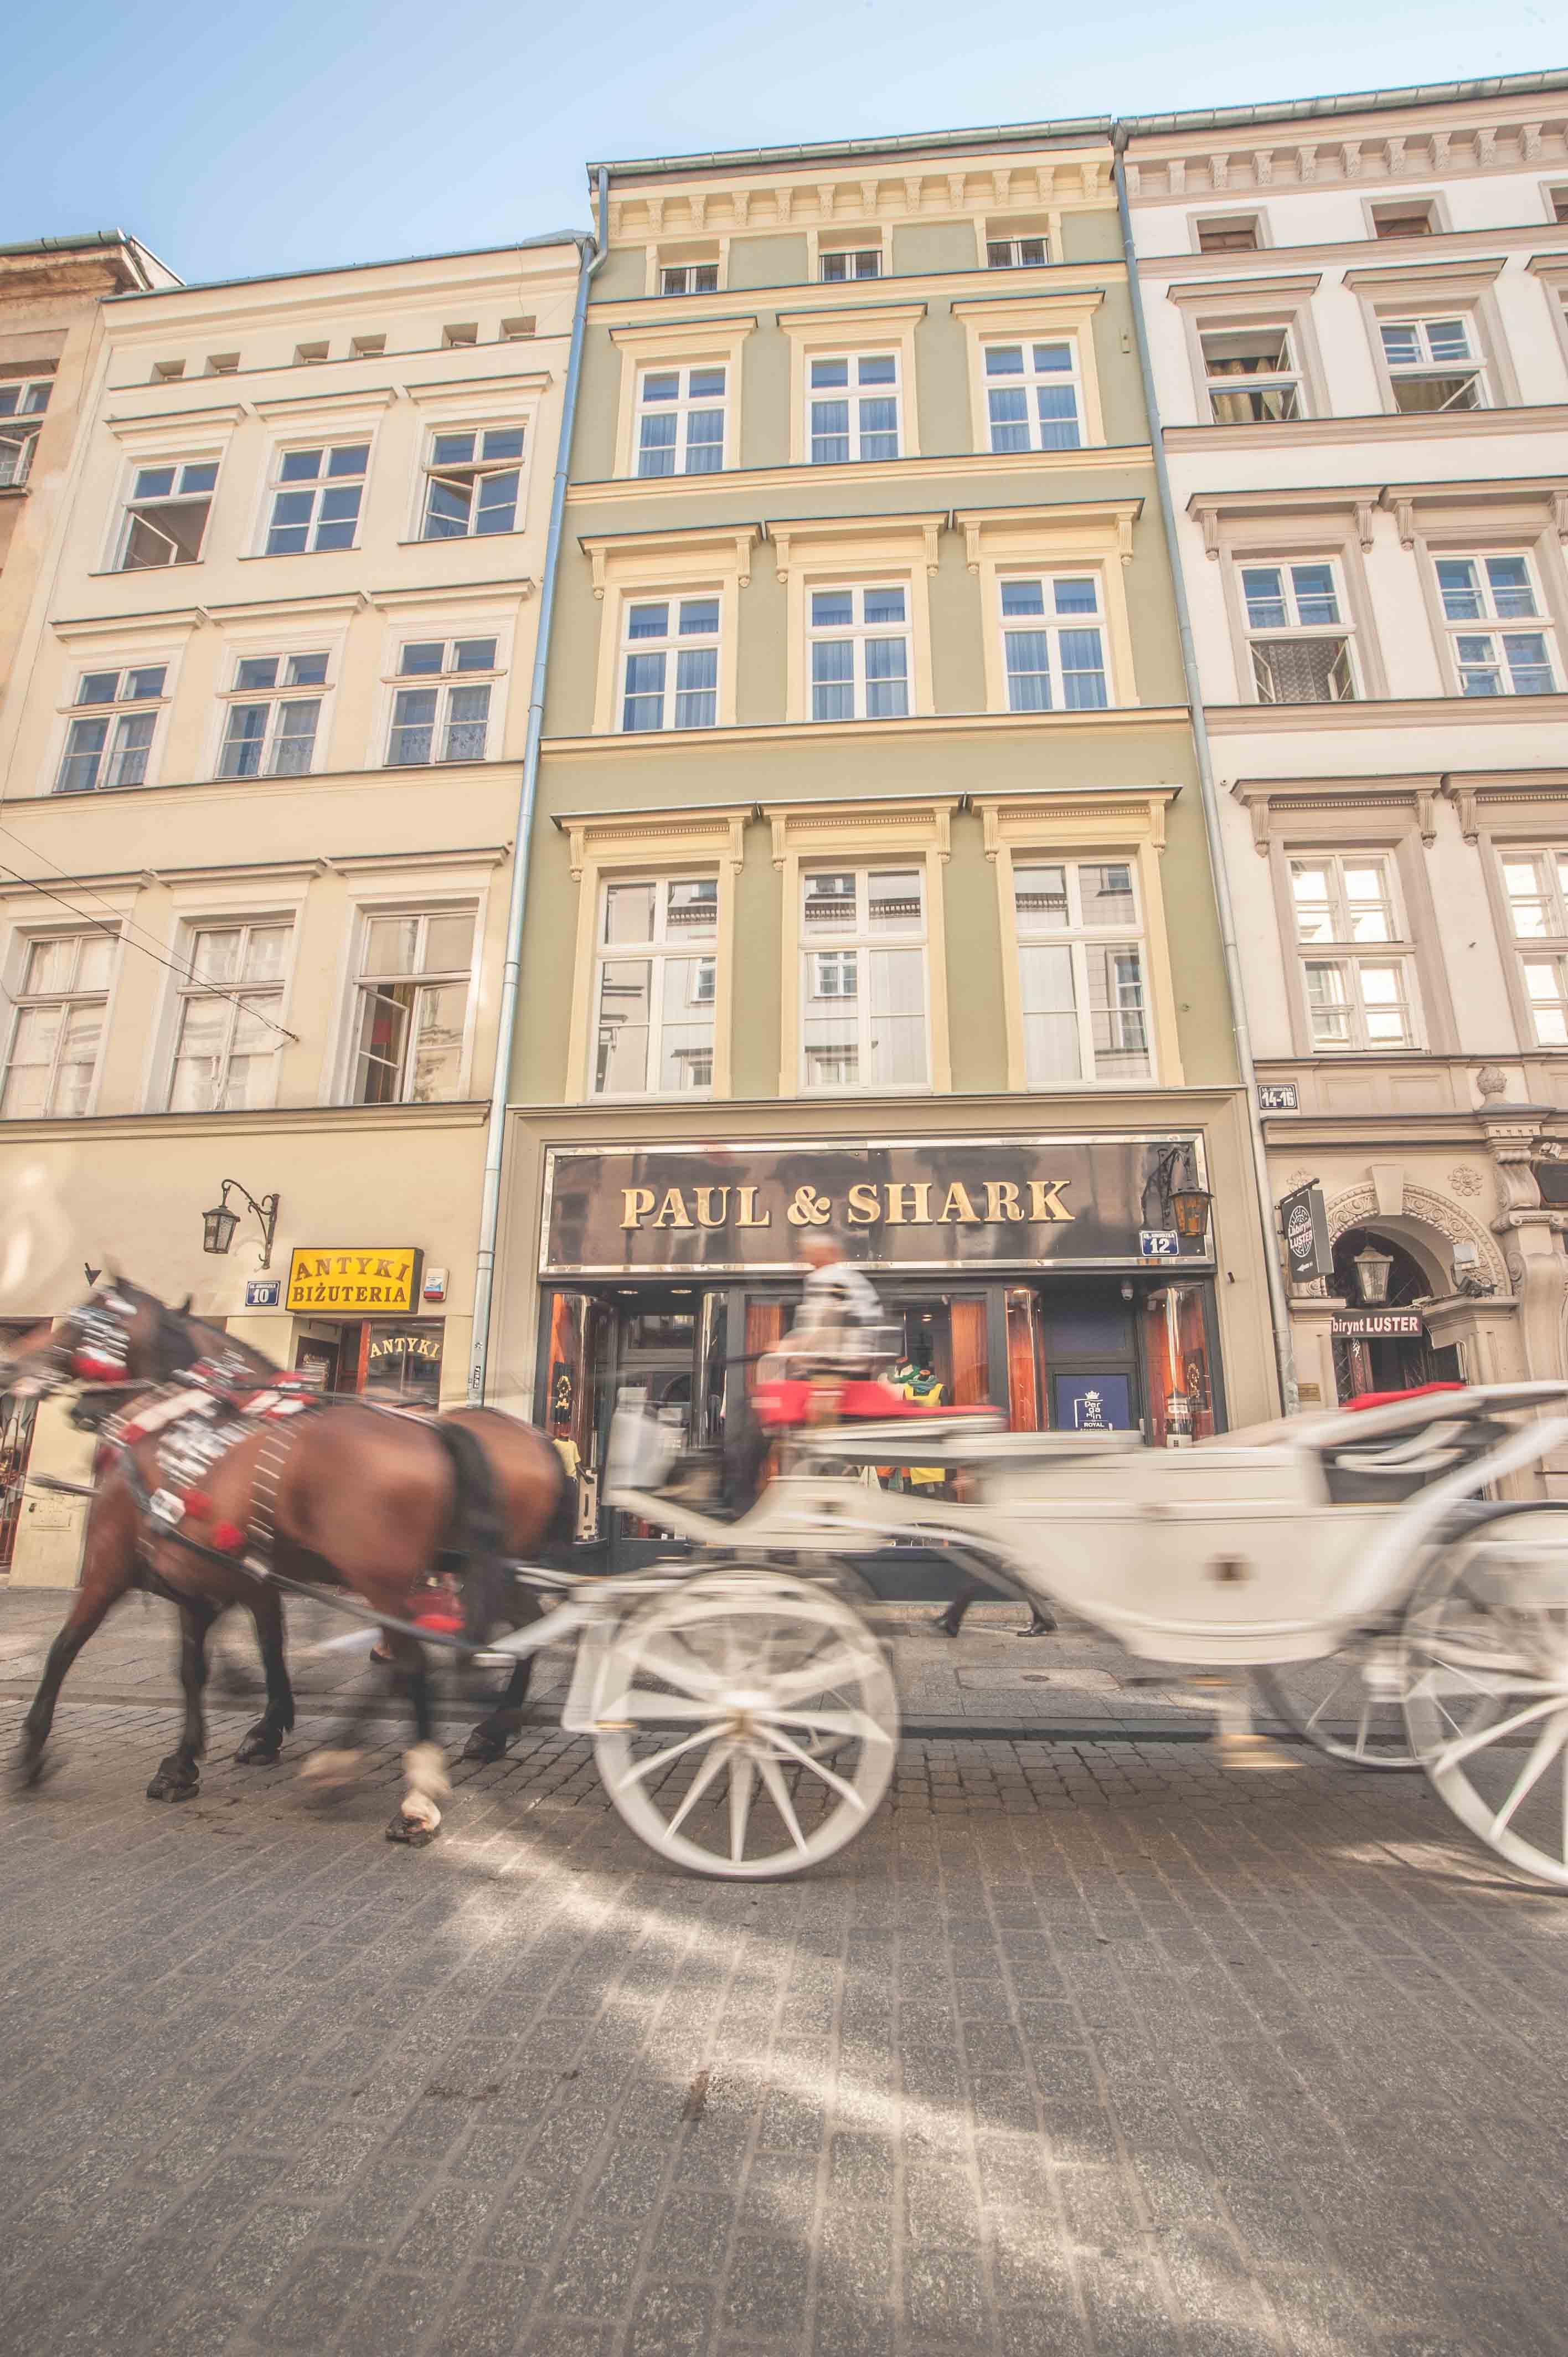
xmin=752 ymin=1376 xmax=982 ymax=1430
xmin=1323 ymin=1385 xmax=1507 ymax=1504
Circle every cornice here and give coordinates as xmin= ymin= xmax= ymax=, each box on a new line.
xmin=576 ymin=522 xmax=761 ymax=594
xmin=1146 ymin=222 xmax=1564 ymax=281
xmin=566 ymin=443 xmax=1154 ymax=507
xmin=1206 ymin=691 xmax=1568 ymax=735
xmin=1441 ymin=770 xmax=1568 ymax=842
xmin=541 ymin=707 xmax=1189 ymax=759
xmin=955 ymin=496 xmax=1143 ymax=567
xmin=586 ymin=260 xmax=1121 ymax=329
xmin=604 ymin=154 xmax=1113 ymax=245
xmin=1 ymin=758 xmax=524 ymax=812
xmin=1230 ymin=771 xmax=1442 ymax=851
xmin=0 ymin=1101 xmax=492 ymax=1145
xmin=1163 ymin=403 xmax=1568 ymax=454
xmin=1188 ymin=483 xmax=1383 ymax=555
xmin=1123 ymin=106 xmax=1568 ymax=205
xmin=1164 ymin=272 xmax=1323 ymax=309
xmin=766 ymin=510 xmax=947 ymax=578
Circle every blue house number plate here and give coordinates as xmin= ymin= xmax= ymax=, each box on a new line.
xmin=1138 ymin=1229 xmax=1179 ymax=1259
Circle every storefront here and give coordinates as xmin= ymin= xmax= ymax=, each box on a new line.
xmin=283 ymin=1245 xmax=446 ymax=1406
xmin=529 ymin=1132 xmax=1229 ymax=1591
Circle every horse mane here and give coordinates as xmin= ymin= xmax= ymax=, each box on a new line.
xmin=114 ymin=1278 xmax=282 ymax=1381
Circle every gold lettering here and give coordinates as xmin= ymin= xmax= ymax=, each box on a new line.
xmin=1028 ymin=1178 xmax=1075 ymax=1223
xmin=620 ymin=1188 xmax=656 ymax=1230
xmin=654 ymin=1188 xmax=693 ymax=1228
xmin=883 ymin=1182 xmax=932 ymax=1225
xmin=984 ymin=1181 xmax=1023 ymax=1223
xmin=694 ymin=1187 xmax=729 ymax=1228
xmin=735 ymin=1186 xmax=770 ymax=1227
xmin=847 ymin=1183 xmax=881 ymax=1226
xmin=938 ymin=1181 xmax=982 ymax=1224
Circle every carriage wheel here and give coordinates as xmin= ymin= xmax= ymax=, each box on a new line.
xmin=1401 ymin=1502 xmax=1568 ymax=1889
xmin=593 ymin=1570 xmax=898 ymax=1880
xmin=1254 ymin=1639 xmax=1421 ymax=1769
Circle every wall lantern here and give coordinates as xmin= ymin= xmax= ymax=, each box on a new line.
xmin=1147 ymin=1145 xmax=1213 ymax=1248
xmin=201 ymin=1179 xmax=280 ymax=1268
xmin=1352 ymin=1242 xmax=1395 ymax=1305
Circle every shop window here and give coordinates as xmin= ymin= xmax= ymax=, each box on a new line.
xmin=363 ymin=1323 xmax=444 ymax=1406
xmin=800 ymin=864 xmax=929 ymax=1092
xmin=1143 ymin=1284 xmax=1217 ymax=1444
xmin=1290 ymin=855 xmax=1416 ymax=1051
xmin=349 ymin=905 xmax=475 ymax=1103
xmin=591 ymin=874 xmax=717 ymax=1097
xmin=1013 ymin=857 xmax=1150 ymax=1085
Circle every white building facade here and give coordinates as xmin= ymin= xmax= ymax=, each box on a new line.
xmin=1125 ymin=75 xmax=1568 ymax=1435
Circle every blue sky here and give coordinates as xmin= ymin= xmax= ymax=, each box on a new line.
xmin=1 ymin=1 xmax=1561 ymax=286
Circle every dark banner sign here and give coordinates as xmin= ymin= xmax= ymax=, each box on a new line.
xmin=1278 ymin=1181 xmax=1333 ymax=1284
xmin=540 ymin=1136 xmax=1211 ymax=1275
xmin=1331 ymin=1310 xmax=1423 ymax=1339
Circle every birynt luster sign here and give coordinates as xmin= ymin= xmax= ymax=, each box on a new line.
xmin=1278 ymin=1181 xmax=1332 ymax=1283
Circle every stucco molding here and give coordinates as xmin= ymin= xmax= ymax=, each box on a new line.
xmin=1440 ymin=770 xmax=1568 ymax=845
xmin=578 ymin=524 xmax=760 ymax=599
xmin=1205 ymin=690 xmax=1568 ymax=733
xmin=540 ymin=706 xmax=1189 ymax=758
xmin=1125 ymin=107 xmax=1568 ymax=205
xmin=974 ymin=786 xmax=1177 ymax=856
xmin=1379 ymin=477 xmax=1568 ymax=549
xmin=1230 ymin=774 xmax=1441 ymax=855
xmin=955 ymin=498 xmax=1141 ymax=571
xmin=567 ymin=441 xmax=1154 ymax=506
xmin=1188 ymin=485 xmax=1379 ymax=560
xmin=1163 ymin=403 xmax=1568 ymax=454
xmin=766 ymin=510 xmax=945 ymax=584
xmin=1323 ymin=1179 xmax=1512 ymax=1291
xmin=558 ymin=807 xmax=748 ymax=881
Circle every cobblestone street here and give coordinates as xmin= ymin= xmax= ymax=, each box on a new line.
xmin=3 ymin=1622 xmax=1567 ymax=2356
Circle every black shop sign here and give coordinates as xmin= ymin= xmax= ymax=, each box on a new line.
xmin=540 ymin=1135 xmax=1211 ymax=1275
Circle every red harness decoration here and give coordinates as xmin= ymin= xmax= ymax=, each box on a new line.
xmin=1342 ymin=1382 xmax=1465 ymax=1413
xmin=752 ymin=1376 xmax=982 ymax=1430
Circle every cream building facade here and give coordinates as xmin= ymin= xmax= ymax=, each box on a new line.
xmin=1124 ymin=72 xmax=1568 ymax=1437
xmin=0 ymin=233 xmax=582 ymax=1580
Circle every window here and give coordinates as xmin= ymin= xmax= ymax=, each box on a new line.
xmin=0 ymin=377 xmax=51 ymax=417
xmin=442 ymin=323 xmax=478 ymax=349
xmin=1550 ymin=188 xmax=1568 ymax=227
xmin=420 ymin=425 xmax=525 ymax=538
xmin=661 ymin=262 xmax=718 ymax=296
xmin=1201 ymin=326 xmax=1302 ymax=424
xmin=55 ymin=666 xmax=167 ymax=794
xmin=821 ymin=244 xmax=881 ymax=282
xmin=800 ymin=866 xmax=927 ymax=1090
xmin=987 ymin=236 xmax=1050 ymax=269
xmin=635 ymin=364 xmax=726 ymax=477
xmin=983 ymin=339 xmax=1081 ymax=452
xmin=618 ymin=597 xmax=718 ymax=733
xmin=591 ymin=877 xmax=717 ymax=1095
xmin=168 ymin=923 xmax=291 ymax=1111
xmin=205 ymin=353 xmax=240 ymax=376
xmin=999 ymin=574 xmax=1109 ymax=711
xmin=117 ymin=459 xmax=217 ymax=569
xmin=1500 ymin=851 xmax=1568 ymax=1043
xmin=264 ymin=441 xmax=367 ymax=554
xmin=1240 ymin=562 xmax=1355 ymax=703
xmin=152 ymin=359 xmax=185 ymax=383
xmin=294 ymin=342 xmax=329 ymax=365
xmin=1379 ymin=316 xmax=1484 ymax=413
xmin=1 ymin=933 xmax=114 ymax=1116
xmin=1371 ymin=199 xmax=1437 ymax=239
xmin=807 ymin=352 xmax=900 ymax=464
xmin=349 ymin=909 xmax=475 ymax=1103
xmin=1435 ymin=556 xmax=1557 ymax=696
xmin=0 ymin=377 xmax=50 ymax=488
xmin=808 ymin=585 xmax=910 ymax=720
xmin=218 ymin=652 xmax=328 ymax=778
xmin=351 ymin=333 xmax=386 ymax=358
xmin=1290 ymin=856 xmax=1414 ymax=1049
xmin=1014 ymin=858 xmax=1150 ymax=1084
xmin=501 ymin=316 xmax=536 ymax=341
xmin=1196 ymin=216 xmax=1261 ymax=253
xmin=386 ymin=638 xmax=497 ymax=765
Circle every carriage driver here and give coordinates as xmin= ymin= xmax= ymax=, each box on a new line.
xmin=775 ymin=1226 xmax=889 ymax=1382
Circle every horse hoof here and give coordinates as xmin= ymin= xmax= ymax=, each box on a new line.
xmin=386 ymin=1809 xmax=437 ymax=1847
xmin=12 ymin=1742 xmax=51 ymax=1790
xmin=146 ymin=1758 xmax=199 ymax=1803
xmin=461 ymin=1726 xmax=508 ymax=1763
xmin=235 ymin=1726 xmax=282 ymax=1766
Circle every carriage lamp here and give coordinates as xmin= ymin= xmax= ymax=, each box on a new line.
xmin=1147 ymin=1145 xmax=1213 ymax=1247
xmin=1352 ymin=1242 xmax=1395 ymax=1305
xmin=200 ymin=1179 xmax=280 ymax=1268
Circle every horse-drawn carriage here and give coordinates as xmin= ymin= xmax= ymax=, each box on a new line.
xmin=7 ymin=1285 xmax=1568 ymax=1888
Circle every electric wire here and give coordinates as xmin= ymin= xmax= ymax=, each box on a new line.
xmin=0 ymin=841 xmax=300 ymax=1043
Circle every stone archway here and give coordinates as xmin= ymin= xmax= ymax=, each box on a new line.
xmin=1323 ymin=1183 xmax=1511 ymax=1297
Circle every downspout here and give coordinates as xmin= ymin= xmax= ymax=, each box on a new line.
xmin=1111 ymin=126 xmax=1298 ymax=1415
xmin=468 ymin=172 xmax=610 ymax=1404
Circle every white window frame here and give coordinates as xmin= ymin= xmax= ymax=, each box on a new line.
xmin=0 ymin=379 xmax=49 ymax=488
xmin=997 ymin=570 xmax=1113 ymax=712
xmin=798 ymin=863 xmax=930 ymax=1094
xmin=805 ymin=350 xmax=902 ymax=466
xmin=1378 ymin=314 xmax=1488 ymax=414
xmin=0 ymin=928 xmax=117 ymax=1119
xmin=0 ymin=377 xmax=52 ymax=418
xmin=215 ymin=650 xmax=332 ymax=779
xmin=54 ymin=664 xmax=170 ymax=795
xmin=115 ymin=456 xmax=219 ymax=570
xmin=819 ymin=243 xmax=883 ymax=283
xmin=1239 ymin=558 xmax=1358 ymax=704
xmin=166 ymin=917 xmax=294 ymax=1113
xmin=1012 ymin=856 xmax=1154 ymax=1087
xmin=1200 ymin=323 xmax=1304 ymax=425
xmin=616 ymin=593 xmax=721 ymax=734
xmin=589 ymin=873 xmax=719 ymax=1099
xmin=632 ymin=363 xmax=729 ymax=478
xmin=1497 ymin=848 xmax=1568 ymax=1046
xmin=1288 ymin=853 xmax=1419 ymax=1053
xmin=986 ymin=235 xmax=1050 ymax=269
xmin=384 ymin=636 xmax=502 ymax=767
xmin=660 ymin=261 xmax=719 ymax=297
xmin=260 ymin=438 xmax=369 ymax=557
xmin=417 ymin=421 xmax=527 ymax=541
xmin=1431 ymin=552 xmax=1559 ymax=697
xmin=342 ymin=902 xmax=479 ymax=1106
xmin=981 ymin=336 xmax=1083 ymax=454
xmin=807 ymin=582 xmax=912 ymax=722
xmin=1193 ymin=214 xmax=1264 ymax=254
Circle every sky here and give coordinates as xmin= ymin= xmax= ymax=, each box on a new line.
xmin=1 ymin=1 xmax=1562 ymax=287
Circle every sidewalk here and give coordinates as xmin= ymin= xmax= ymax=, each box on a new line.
xmin=0 ymin=1586 xmax=1245 ymax=1740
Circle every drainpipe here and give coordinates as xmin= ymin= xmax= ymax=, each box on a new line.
xmin=1111 ymin=126 xmax=1298 ymax=1415
xmin=468 ymin=172 xmax=610 ymax=1404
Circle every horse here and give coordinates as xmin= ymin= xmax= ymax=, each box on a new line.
xmin=0 ymin=1279 xmax=566 ymax=1843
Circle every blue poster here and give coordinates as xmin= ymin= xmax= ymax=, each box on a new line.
xmin=1053 ymin=1373 xmax=1133 ymax=1432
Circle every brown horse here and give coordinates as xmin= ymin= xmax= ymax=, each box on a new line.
xmin=0 ymin=1280 xmax=566 ymax=1842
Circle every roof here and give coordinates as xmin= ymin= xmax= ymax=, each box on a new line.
xmin=0 ymin=229 xmax=177 ymax=290
xmin=102 ymin=228 xmax=585 ymax=305
xmin=587 ymin=116 xmax=1115 ymax=182
xmin=1118 ymin=66 xmax=1568 ymax=141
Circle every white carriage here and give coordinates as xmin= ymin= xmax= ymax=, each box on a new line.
xmin=487 ymin=1380 xmax=1568 ymax=1888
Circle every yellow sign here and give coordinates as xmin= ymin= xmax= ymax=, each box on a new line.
xmin=286 ymin=1247 xmax=422 ymax=1315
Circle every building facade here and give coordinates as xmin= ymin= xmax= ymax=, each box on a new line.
xmin=1125 ymin=74 xmax=1568 ymax=1433
xmin=486 ymin=123 xmax=1281 ymax=1588
xmin=0 ymin=233 xmax=581 ymax=1580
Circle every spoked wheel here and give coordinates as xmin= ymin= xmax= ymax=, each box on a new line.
xmin=1402 ymin=1503 xmax=1568 ymax=1888
xmin=1254 ymin=1637 xmax=1421 ymax=1768
xmin=593 ymin=1569 xmax=898 ymax=1880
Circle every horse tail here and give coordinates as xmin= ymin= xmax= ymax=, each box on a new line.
xmin=430 ymin=1418 xmax=510 ymax=1643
